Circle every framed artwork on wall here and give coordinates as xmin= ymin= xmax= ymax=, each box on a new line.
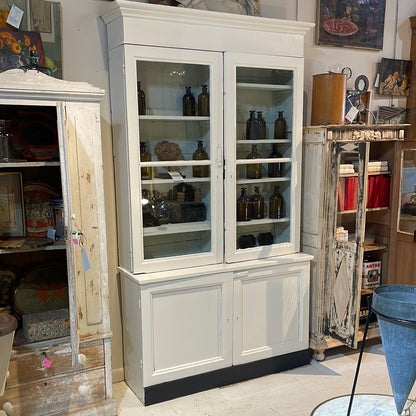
xmin=316 ymin=0 xmax=386 ymax=50
xmin=378 ymin=58 xmax=411 ymax=96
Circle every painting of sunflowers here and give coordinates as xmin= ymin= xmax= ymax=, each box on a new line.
xmin=0 ymin=28 xmax=45 ymax=72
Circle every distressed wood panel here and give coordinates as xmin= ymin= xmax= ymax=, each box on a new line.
xmin=0 ymin=368 xmax=106 ymax=416
xmin=63 ymin=102 xmax=109 ymax=337
xmin=7 ymin=342 xmax=104 ymax=388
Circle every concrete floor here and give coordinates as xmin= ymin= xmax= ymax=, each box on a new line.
xmin=113 ymin=341 xmax=416 ymax=415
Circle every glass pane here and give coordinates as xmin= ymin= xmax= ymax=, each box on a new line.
xmin=235 ymin=66 xmax=293 ymax=251
xmin=399 ymin=149 xmax=416 ymax=233
xmin=137 ymin=60 xmax=213 ymax=260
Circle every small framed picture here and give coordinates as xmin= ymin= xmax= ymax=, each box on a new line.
xmin=0 ymin=172 xmax=25 ymax=237
xmin=378 ymin=58 xmax=412 ymax=96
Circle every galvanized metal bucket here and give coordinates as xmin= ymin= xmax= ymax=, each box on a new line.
xmin=372 ymin=285 xmax=416 ymax=414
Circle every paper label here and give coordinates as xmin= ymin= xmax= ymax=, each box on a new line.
xmin=345 ymin=106 xmax=359 ymax=123
xmin=81 ymin=247 xmax=91 ymax=271
xmin=168 ymin=171 xmax=185 ymax=181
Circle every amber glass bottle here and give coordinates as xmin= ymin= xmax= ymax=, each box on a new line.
xmin=251 ymin=186 xmax=265 ymax=219
xmin=137 ymin=81 xmax=146 ymax=115
xmin=237 ymin=187 xmax=252 ymax=221
xmin=274 ymin=111 xmax=287 ymax=139
xmin=140 ymin=142 xmax=152 ymax=180
xmin=183 ymin=86 xmax=196 ymax=116
xmin=268 ymin=144 xmax=283 ymax=177
xmin=269 ymin=185 xmax=285 ymax=219
xmin=246 ymin=144 xmax=262 ymax=179
xmin=192 ymin=140 xmax=209 ymax=177
xmin=257 ymin=111 xmax=266 ymax=140
xmin=246 ymin=110 xmax=259 ymax=140
xmin=198 ymin=85 xmax=210 ymax=116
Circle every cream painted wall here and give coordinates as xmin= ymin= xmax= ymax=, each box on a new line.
xmin=57 ymin=0 xmax=415 ymax=382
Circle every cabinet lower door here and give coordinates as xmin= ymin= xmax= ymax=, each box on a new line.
xmin=232 ymin=262 xmax=310 ymax=364
xmin=122 ymin=272 xmax=233 ymax=389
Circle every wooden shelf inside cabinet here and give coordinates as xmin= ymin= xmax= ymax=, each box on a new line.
xmin=236 ymin=83 xmax=293 ymax=91
xmin=237 ymin=177 xmax=290 ymax=185
xmin=236 ymin=157 xmax=292 ymax=164
xmin=237 ymin=139 xmax=292 ymax=145
xmin=142 ymin=177 xmax=210 ymax=185
xmin=237 ymin=217 xmax=290 ymax=227
xmin=364 ymin=243 xmax=387 ymax=252
xmin=338 ymin=207 xmax=390 ymax=215
xmin=0 ymin=161 xmax=60 ymax=168
xmin=143 ymin=221 xmax=211 ymax=236
xmin=139 ymin=115 xmax=210 ymax=122
xmin=0 ymin=239 xmax=66 ymax=254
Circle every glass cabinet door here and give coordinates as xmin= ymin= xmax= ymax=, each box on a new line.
xmin=224 ymin=53 xmax=302 ymax=263
xmin=128 ymin=46 xmax=223 ymax=272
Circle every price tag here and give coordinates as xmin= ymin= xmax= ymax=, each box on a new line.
xmin=345 ymin=106 xmax=359 ymax=123
xmin=168 ymin=171 xmax=184 ymax=181
xmin=42 ymin=358 xmax=52 ymax=368
xmin=81 ymin=247 xmax=91 ymax=271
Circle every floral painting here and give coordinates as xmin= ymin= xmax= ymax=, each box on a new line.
xmin=317 ymin=0 xmax=386 ymax=50
xmin=0 ymin=27 xmax=45 ymax=72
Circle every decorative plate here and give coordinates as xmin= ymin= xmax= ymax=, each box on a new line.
xmin=13 ymin=262 xmax=68 ymax=315
xmin=323 ymin=19 xmax=358 ymax=37
xmin=23 ymin=181 xmax=60 ymax=237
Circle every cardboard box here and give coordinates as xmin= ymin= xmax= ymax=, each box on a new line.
xmin=23 ymin=309 xmax=70 ymax=342
xmin=362 ymin=260 xmax=381 ymax=289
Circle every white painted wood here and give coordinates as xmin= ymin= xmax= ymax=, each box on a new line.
xmin=0 ymin=69 xmax=116 ymax=414
xmin=302 ymin=124 xmax=406 ymax=360
xmin=104 ymin=2 xmax=312 ymax=402
xmin=233 ymin=261 xmax=310 ymax=364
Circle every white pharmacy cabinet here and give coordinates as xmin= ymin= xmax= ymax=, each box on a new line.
xmin=103 ymin=1 xmax=313 ymax=405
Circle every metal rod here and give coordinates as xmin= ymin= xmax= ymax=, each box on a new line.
xmin=347 ymin=297 xmax=373 ymax=416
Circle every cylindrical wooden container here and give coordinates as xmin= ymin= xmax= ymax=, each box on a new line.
xmin=311 ymin=73 xmax=346 ymax=125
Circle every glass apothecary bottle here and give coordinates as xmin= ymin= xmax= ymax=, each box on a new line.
xmin=183 ymin=86 xmax=196 ymax=116
xmin=268 ymin=144 xmax=283 ymax=177
xmin=257 ymin=111 xmax=266 ymax=140
xmin=198 ymin=85 xmax=209 ymax=116
xmin=269 ymin=185 xmax=285 ymax=219
xmin=237 ymin=187 xmax=252 ymax=221
xmin=192 ymin=140 xmax=209 ymax=177
xmin=274 ymin=110 xmax=287 ymax=139
xmin=137 ymin=81 xmax=146 ymax=115
xmin=140 ymin=142 xmax=152 ymax=180
xmin=246 ymin=110 xmax=259 ymax=140
xmin=246 ymin=144 xmax=262 ymax=179
xmin=251 ymin=186 xmax=265 ymax=219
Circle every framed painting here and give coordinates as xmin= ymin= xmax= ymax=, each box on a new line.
xmin=0 ymin=172 xmax=25 ymax=237
xmin=378 ymin=58 xmax=411 ymax=96
xmin=317 ymin=0 xmax=386 ymax=50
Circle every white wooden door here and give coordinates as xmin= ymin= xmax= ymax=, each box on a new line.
xmin=232 ymin=262 xmax=310 ymax=364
